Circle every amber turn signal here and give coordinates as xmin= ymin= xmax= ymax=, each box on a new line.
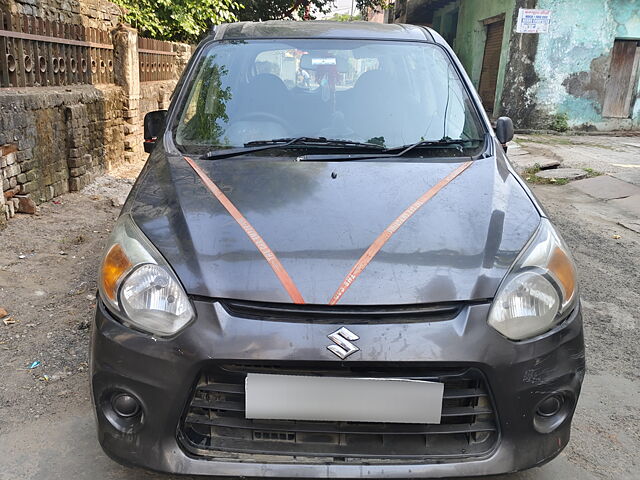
xmin=100 ymin=243 xmax=132 ymax=301
xmin=548 ymin=246 xmax=576 ymax=301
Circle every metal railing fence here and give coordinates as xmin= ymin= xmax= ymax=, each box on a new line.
xmin=0 ymin=12 xmax=115 ymax=87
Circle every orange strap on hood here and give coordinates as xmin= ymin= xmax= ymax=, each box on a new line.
xmin=184 ymin=156 xmax=306 ymax=304
xmin=328 ymin=160 xmax=474 ymax=305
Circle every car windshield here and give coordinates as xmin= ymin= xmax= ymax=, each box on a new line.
xmin=173 ymin=39 xmax=486 ymax=154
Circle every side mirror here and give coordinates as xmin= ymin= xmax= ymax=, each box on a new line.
xmin=495 ymin=116 xmax=514 ymax=148
xmin=143 ymin=110 xmax=167 ymax=153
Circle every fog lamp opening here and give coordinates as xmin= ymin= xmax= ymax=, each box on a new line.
xmin=101 ymin=390 xmax=144 ymax=433
xmin=533 ymin=392 xmax=574 ymax=434
xmin=112 ymin=393 xmax=141 ymax=418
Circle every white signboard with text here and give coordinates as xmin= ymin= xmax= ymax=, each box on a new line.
xmin=516 ymin=8 xmax=551 ymax=33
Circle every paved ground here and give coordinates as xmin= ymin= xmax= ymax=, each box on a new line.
xmin=508 ymin=134 xmax=640 ymax=188
xmin=0 ymin=135 xmax=639 ymax=479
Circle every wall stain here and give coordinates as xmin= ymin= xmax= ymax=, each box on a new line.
xmin=561 ymin=53 xmax=611 ymax=113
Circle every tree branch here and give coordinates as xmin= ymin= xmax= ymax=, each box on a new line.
xmin=283 ymin=0 xmax=307 ymax=18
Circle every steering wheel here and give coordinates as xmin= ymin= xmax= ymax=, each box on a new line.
xmin=233 ymin=111 xmax=290 ymax=129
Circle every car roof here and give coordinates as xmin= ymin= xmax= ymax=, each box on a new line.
xmin=214 ymin=20 xmax=435 ymax=42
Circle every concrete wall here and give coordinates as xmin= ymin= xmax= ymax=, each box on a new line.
xmin=532 ymin=0 xmax=640 ymax=130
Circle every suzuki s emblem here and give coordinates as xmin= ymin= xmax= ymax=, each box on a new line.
xmin=327 ymin=327 xmax=360 ymax=359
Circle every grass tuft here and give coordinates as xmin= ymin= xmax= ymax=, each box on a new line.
xmin=523 ymin=164 xmax=569 ymax=185
xmin=583 ymin=168 xmax=603 ymax=178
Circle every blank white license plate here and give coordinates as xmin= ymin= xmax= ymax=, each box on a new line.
xmin=245 ymin=373 xmax=444 ymax=424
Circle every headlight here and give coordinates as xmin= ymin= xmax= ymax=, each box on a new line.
xmin=98 ymin=214 xmax=195 ymax=336
xmin=488 ymin=218 xmax=578 ymax=340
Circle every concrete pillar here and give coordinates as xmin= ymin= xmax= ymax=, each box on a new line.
xmin=113 ymin=24 xmax=142 ymax=162
xmin=499 ymin=0 xmax=544 ymax=129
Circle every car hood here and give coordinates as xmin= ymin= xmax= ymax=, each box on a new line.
xmin=128 ymin=152 xmax=540 ymax=305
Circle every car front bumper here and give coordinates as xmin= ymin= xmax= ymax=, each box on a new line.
xmin=90 ymin=299 xmax=585 ymax=478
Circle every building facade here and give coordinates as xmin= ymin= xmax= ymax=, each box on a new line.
xmin=382 ymin=0 xmax=640 ymax=131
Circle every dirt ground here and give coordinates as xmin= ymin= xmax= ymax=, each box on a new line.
xmin=0 ymin=163 xmax=141 ymax=431
xmin=0 ymin=142 xmax=639 ymax=479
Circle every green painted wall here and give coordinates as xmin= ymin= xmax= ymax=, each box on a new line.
xmin=409 ymin=0 xmax=640 ymax=130
xmin=451 ymin=0 xmax=517 ymax=115
xmin=433 ymin=1 xmax=460 ymax=46
xmin=534 ymin=0 xmax=640 ymax=129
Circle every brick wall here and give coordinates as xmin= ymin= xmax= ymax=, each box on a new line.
xmin=0 ymin=0 xmax=192 ymax=229
xmin=140 ymin=80 xmax=175 ymax=117
xmin=0 ymin=85 xmax=124 ymax=224
xmin=10 ymin=0 xmax=121 ymax=30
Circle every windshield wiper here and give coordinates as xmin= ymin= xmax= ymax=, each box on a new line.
xmin=385 ymin=137 xmax=474 ymax=155
xmin=246 ymin=137 xmax=385 ymax=149
xmin=203 ymin=137 xmax=384 ymax=160
xmin=296 ymin=137 xmax=484 ymax=162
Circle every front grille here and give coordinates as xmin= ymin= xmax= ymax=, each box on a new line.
xmin=218 ymin=299 xmax=465 ymax=323
xmin=179 ymin=363 xmax=499 ymax=463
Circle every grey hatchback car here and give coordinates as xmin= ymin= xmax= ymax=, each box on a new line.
xmin=91 ymin=21 xmax=585 ymax=477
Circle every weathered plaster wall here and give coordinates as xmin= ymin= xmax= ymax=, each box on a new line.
xmin=533 ymin=0 xmax=640 ymax=129
xmin=453 ymin=0 xmax=516 ymax=114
